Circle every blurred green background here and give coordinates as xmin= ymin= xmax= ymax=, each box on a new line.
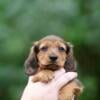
xmin=0 ymin=0 xmax=100 ymax=100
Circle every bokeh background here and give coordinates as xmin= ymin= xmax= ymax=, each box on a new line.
xmin=0 ymin=0 xmax=100 ymax=100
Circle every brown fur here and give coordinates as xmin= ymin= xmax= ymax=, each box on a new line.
xmin=24 ymin=35 xmax=83 ymax=100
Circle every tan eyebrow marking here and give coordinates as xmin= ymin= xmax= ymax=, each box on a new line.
xmin=59 ymin=43 xmax=66 ymax=50
xmin=39 ymin=44 xmax=46 ymax=49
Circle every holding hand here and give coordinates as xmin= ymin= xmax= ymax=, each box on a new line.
xmin=21 ymin=68 xmax=77 ymax=100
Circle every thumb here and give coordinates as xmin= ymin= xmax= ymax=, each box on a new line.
xmin=54 ymin=72 xmax=77 ymax=91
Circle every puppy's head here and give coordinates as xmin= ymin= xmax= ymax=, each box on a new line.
xmin=25 ymin=35 xmax=77 ymax=75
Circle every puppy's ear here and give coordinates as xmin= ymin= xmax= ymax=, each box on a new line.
xmin=64 ymin=42 xmax=77 ymax=72
xmin=24 ymin=42 xmax=39 ymax=76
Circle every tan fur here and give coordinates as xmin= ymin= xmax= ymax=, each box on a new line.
xmin=32 ymin=69 xmax=54 ymax=83
xmin=59 ymin=79 xmax=83 ymax=100
xmin=25 ymin=35 xmax=83 ymax=100
xmin=37 ymin=39 xmax=67 ymax=69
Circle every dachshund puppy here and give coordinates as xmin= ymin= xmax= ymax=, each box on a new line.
xmin=24 ymin=35 xmax=83 ymax=100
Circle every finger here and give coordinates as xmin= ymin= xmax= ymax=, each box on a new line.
xmin=54 ymin=72 xmax=77 ymax=90
xmin=28 ymin=76 xmax=35 ymax=83
xmin=54 ymin=68 xmax=65 ymax=80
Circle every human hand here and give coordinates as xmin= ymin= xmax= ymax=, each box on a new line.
xmin=21 ymin=68 xmax=77 ymax=100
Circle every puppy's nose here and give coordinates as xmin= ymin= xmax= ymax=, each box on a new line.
xmin=49 ymin=55 xmax=58 ymax=62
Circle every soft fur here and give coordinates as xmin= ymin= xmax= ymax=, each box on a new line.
xmin=24 ymin=35 xmax=83 ymax=100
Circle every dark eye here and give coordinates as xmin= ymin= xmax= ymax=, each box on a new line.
xmin=40 ymin=46 xmax=48 ymax=51
xmin=59 ymin=47 xmax=65 ymax=51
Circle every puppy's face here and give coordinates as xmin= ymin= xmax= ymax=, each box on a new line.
xmin=25 ymin=35 xmax=76 ymax=75
xmin=37 ymin=39 xmax=67 ymax=70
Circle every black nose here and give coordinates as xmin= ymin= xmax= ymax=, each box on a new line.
xmin=49 ymin=56 xmax=58 ymax=62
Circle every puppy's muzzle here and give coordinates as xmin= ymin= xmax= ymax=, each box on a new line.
xmin=49 ymin=55 xmax=58 ymax=62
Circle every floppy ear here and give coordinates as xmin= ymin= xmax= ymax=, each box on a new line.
xmin=64 ymin=42 xmax=77 ymax=72
xmin=24 ymin=42 xmax=39 ymax=76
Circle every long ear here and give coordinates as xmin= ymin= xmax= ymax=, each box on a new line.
xmin=64 ymin=42 xmax=77 ymax=72
xmin=24 ymin=42 xmax=39 ymax=76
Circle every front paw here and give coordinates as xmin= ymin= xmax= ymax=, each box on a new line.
xmin=32 ymin=70 xmax=54 ymax=83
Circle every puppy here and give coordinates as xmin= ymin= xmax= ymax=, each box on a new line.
xmin=24 ymin=35 xmax=83 ymax=100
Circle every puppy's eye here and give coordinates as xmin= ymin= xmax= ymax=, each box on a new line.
xmin=59 ymin=47 xmax=65 ymax=51
xmin=40 ymin=46 xmax=48 ymax=51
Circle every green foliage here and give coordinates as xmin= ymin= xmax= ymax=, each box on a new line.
xmin=0 ymin=0 xmax=100 ymax=100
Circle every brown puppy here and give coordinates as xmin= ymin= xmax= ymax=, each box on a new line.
xmin=24 ymin=35 xmax=83 ymax=100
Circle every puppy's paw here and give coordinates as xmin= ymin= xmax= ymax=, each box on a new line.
xmin=59 ymin=89 xmax=74 ymax=100
xmin=32 ymin=70 xmax=54 ymax=83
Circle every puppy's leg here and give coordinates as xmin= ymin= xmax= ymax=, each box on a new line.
xmin=59 ymin=79 xmax=83 ymax=100
xmin=32 ymin=70 xmax=54 ymax=83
